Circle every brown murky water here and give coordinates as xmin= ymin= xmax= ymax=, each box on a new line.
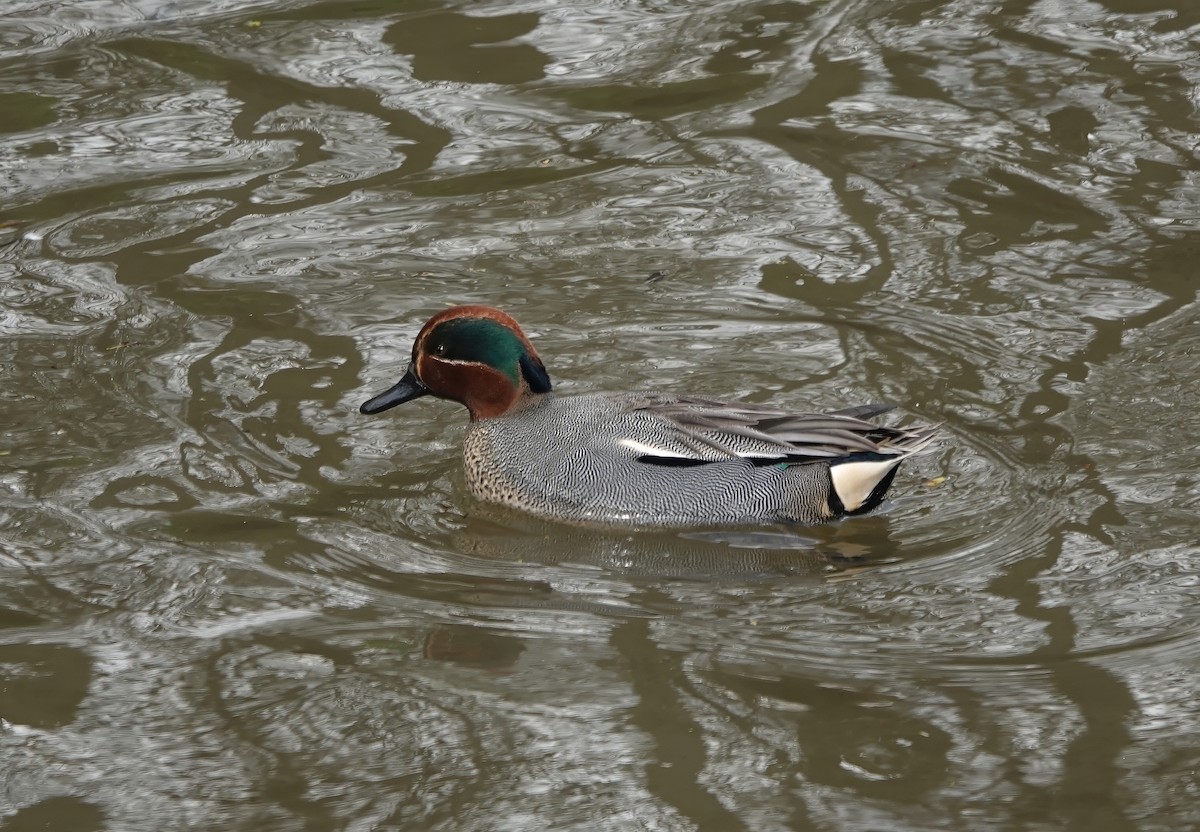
xmin=2 ymin=0 xmax=1199 ymax=829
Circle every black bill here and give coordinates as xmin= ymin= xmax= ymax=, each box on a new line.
xmin=359 ymin=366 xmax=428 ymax=414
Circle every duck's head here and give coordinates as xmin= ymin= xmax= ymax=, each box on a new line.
xmin=359 ymin=305 xmax=552 ymax=421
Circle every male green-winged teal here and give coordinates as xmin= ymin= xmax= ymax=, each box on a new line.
xmin=360 ymin=305 xmax=940 ymax=527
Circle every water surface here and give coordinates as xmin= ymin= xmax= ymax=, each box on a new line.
xmin=2 ymin=0 xmax=1199 ymax=829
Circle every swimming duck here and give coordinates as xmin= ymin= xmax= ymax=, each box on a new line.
xmin=359 ymin=305 xmax=939 ymax=527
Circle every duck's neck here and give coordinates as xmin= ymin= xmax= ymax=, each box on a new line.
xmin=465 ymin=379 xmax=550 ymax=421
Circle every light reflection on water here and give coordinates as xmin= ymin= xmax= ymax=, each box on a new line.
xmin=2 ymin=0 xmax=1199 ymax=828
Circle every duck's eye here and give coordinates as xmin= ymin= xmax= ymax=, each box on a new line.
xmin=432 ymin=343 xmax=447 ymax=356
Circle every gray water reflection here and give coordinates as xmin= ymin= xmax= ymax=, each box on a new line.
xmin=2 ymin=0 xmax=1199 ymax=828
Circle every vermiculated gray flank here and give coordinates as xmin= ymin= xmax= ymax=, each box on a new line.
xmin=463 ymin=392 xmax=938 ymax=527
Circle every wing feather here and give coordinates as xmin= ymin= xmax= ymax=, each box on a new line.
xmin=624 ymin=395 xmax=938 ymax=466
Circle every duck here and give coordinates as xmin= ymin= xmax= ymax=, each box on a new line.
xmin=359 ymin=305 xmax=940 ymax=528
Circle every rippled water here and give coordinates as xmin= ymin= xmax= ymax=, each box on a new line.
xmin=2 ymin=0 xmax=1199 ymax=828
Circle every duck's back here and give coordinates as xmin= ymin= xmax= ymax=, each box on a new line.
xmin=462 ymin=393 xmax=835 ymax=527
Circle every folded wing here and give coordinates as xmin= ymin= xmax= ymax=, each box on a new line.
xmin=625 ymin=396 xmax=938 ymax=467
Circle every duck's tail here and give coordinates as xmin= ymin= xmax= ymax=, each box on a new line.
xmin=828 ymin=422 xmax=941 ymax=515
